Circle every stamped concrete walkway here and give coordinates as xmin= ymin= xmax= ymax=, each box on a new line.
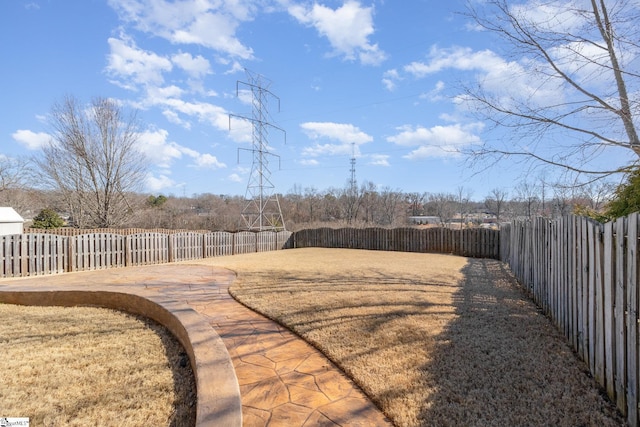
xmin=0 ymin=263 xmax=393 ymax=427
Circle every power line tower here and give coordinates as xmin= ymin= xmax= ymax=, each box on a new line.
xmin=349 ymin=142 xmax=357 ymax=194
xmin=344 ymin=142 xmax=359 ymax=224
xmin=229 ymin=70 xmax=286 ymax=231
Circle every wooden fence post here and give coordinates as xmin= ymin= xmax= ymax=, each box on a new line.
xmin=20 ymin=234 xmax=27 ymax=277
xmin=67 ymin=235 xmax=75 ymax=272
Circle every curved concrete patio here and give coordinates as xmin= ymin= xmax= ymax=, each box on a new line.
xmin=0 ymin=264 xmax=393 ymax=427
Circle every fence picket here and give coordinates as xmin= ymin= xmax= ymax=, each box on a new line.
xmin=603 ymin=221 xmax=615 ymax=400
xmin=594 ymin=222 xmax=605 ymax=389
xmin=615 ymin=216 xmax=627 ymax=413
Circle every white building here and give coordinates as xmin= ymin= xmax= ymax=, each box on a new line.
xmin=0 ymin=207 xmax=24 ymax=235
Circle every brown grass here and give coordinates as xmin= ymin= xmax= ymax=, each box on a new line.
xmin=204 ymin=248 xmax=625 ymax=427
xmin=0 ymin=304 xmax=196 ymax=427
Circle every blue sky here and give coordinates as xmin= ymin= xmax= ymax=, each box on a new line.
xmin=1 ymin=0 xmax=630 ymax=199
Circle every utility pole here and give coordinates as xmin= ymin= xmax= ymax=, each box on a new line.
xmin=229 ymin=70 xmax=286 ymax=231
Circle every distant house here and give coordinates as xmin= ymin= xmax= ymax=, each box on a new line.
xmin=0 ymin=207 xmax=25 ymax=236
xmin=408 ymin=216 xmax=441 ymax=225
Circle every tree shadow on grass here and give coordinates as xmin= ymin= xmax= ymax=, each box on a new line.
xmin=406 ymin=259 xmax=624 ymax=427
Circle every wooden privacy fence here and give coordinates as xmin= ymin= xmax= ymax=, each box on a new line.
xmin=292 ymin=227 xmax=501 ymax=258
xmin=23 ymin=227 xmax=211 ymax=236
xmin=1 ymin=230 xmax=293 ymax=278
xmin=6 ymin=220 xmax=639 ymax=421
xmin=501 ymin=213 xmax=640 ymax=426
xmin=2 ymin=226 xmax=501 ymax=277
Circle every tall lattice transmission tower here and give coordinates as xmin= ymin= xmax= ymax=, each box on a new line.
xmin=349 ymin=142 xmax=357 ymax=193
xmin=229 ymin=70 xmax=286 ymax=231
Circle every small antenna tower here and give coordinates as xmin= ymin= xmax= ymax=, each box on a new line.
xmin=229 ymin=70 xmax=286 ymax=231
xmin=349 ymin=142 xmax=357 ymax=193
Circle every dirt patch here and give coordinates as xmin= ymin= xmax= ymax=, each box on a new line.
xmin=0 ymin=304 xmax=196 ymax=427
xmin=204 ymin=248 xmax=624 ymax=427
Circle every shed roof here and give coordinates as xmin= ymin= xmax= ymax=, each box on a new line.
xmin=0 ymin=207 xmax=25 ymax=223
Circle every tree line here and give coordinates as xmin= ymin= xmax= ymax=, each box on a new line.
xmin=0 ymin=166 xmax=630 ymax=231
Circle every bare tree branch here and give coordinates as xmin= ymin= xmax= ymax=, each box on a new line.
xmin=463 ymin=0 xmax=640 ymax=180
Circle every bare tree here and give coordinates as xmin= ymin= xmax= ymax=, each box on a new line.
xmin=378 ymin=186 xmax=404 ymax=226
xmin=465 ymin=0 xmax=640 ymax=180
xmin=341 ymin=182 xmax=363 ymax=225
xmin=405 ymin=192 xmax=427 ymax=217
xmin=0 ymin=155 xmax=31 ymax=193
xmin=36 ymin=96 xmax=147 ymax=228
xmin=304 ymin=186 xmax=320 ymax=223
xmin=359 ymin=181 xmax=379 ymax=224
xmin=426 ymin=193 xmax=458 ymax=227
xmin=577 ymin=179 xmax=616 ymax=211
xmin=551 ymin=184 xmax=574 ymax=218
xmin=0 ymin=156 xmax=34 ymax=214
xmin=456 ymin=186 xmax=474 ymax=228
xmin=484 ymin=188 xmax=508 ymax=222
xmin=322 ymin=188 xmax=342 ymax=222
xmin=286 ymin=184 xmax=307 ymax=225
xmin=514 ymin=180 xmax=540 ymax=219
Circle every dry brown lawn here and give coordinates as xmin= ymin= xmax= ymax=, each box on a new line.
xmin=0 ymin=304 xmax=196 ymax=427
xmin=204 ymin=248 xmax=625 ymax=427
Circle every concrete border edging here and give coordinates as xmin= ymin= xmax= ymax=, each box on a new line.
xmin=0 ymin=290 xmax=242 ymax=427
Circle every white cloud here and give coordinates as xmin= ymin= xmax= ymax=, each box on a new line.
xmin=143 ymin=96 xmax=251 ymax=141
xmin=192 ymin=153 xmax=226 ymax=169
xmin=146 ymin=173 xmax=176 ymax=191
xmin=368 ymin=154 xmax=389 ymax=166
xmin=228 ymin=165 xmax=250 ymax=183
xmin=299 ymin=158 xmax=319 ymax=166
xmin=136 ymin=129 xmax=183 ymax=167
xmin=300 ymin=122 xmax=373 ymax=145
xmin=107 ymin=0 xmax=255 ymax=59
xmin=228 ymin=173 xmax=243 ymax=183
xmin=172 ymin=13 xmax=253 ymax=59
xmin=146 ymin=85 xmax=184 ymax=101
xmin=236 ymin=88 xmax=254 ymax=105
xmin=162 ymin=109 xmax=191 ymax=129
xmin=106 ymin=35 xmax=172 ymax=88
xmin=382 ymin=68 xmax=400 ymax=91
xmin=404 ymin=46 xmax=505 ymax=78
xmin=438 ymin=112 xmax=463 ymax=123
xmin=300 ymin=122 xmax=372 ymax=158
xmin=223 ymin=60 xmax=245 ymax=75
xmin=509 ymin=1 xmax=584 ymax=34
xmin=387 ymin=123 xmax=484 ymax=160
xmin=12 ymin=129 xmax=51 ymax=150
xmin=403 ymin=45 xmax=563 ymax=109
xmin=302 ymin=143 xmax=354 ymax=157
xmin=136 ymin=128 xmax=226 ymax=171
xmin=171 ymin=52 xmax=211 ymax=78
xmin=289 ymin=0 xmax=386 ymax=65
xmin=421 ymin=80 xmax=445 ymax=102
